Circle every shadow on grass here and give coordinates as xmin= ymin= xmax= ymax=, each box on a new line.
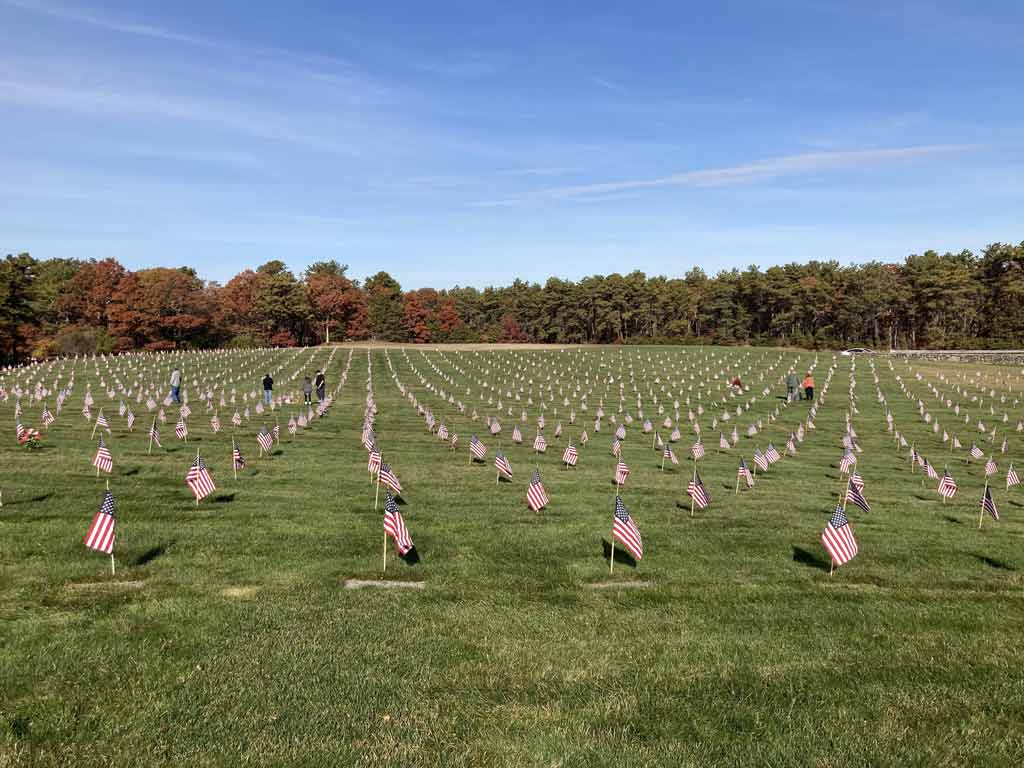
xmin=122 ymin=466 xmax=140 ymax=477
xmin=792 ymin=546 xmax=830 ymax=572
xmin=944 ymin=515 xmax=963 ymax=525
xmin=134 ymin=541 xmax=174 ymax=566
xmin=212 ymin=493 xmax=235 ymax=503
xmin=602 ymin=539 xmax=637 ymax=569
xmin=9 ymin=492 xmax=53 ymax=505
xmin=400 ymin=546 xmax=421 ymax=566
xmin=971 ymin=553 xmax=1015 ymax=571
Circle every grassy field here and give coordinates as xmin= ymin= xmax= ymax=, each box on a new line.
xmin=2 ymin=345 xmax=1023 ymax=767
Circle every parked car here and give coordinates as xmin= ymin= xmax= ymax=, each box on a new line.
xmin=841 ymin=347 xmax=873 ymax=356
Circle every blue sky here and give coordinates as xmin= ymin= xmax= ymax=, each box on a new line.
xmin=1 ymin=0 xmax=1022 ymax=288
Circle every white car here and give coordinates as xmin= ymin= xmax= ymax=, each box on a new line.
xmin=841 ymin=347 xmax=872 ymax=356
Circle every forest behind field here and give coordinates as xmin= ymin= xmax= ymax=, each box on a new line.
xmin=2 ymin=241 xmax=1023 ymax=362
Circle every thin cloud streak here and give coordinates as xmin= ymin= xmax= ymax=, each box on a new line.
xmin=542 ymin=145 xmax=984 ymax=199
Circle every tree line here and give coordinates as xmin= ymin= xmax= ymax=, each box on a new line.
xmin=1 ymin=242 xmax=1022 ymax=362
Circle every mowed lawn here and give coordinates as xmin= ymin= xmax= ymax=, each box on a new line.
xmin=2 ymin=346 xmax=1023 ymax=767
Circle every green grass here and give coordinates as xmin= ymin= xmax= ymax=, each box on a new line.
xmin=2 ymin=346 xmax=1023 ymax=767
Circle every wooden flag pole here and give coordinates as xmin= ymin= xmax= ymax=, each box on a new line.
xmin=690 ymin=466 xmax=696 ymax=518
xmin=148 ymin=419 xmax=155 ymax=455
xmin=232 ymin=444 xmax=238 ymax=481
xmin=910 ymin=442 xmax=916 ymax=472
xmin=979 ymin=476 xmax=990 ymax=530
xmin=383 ymin=530 xmax=387 ymax=573
xmin=373 ymin=463 xmax=381 ymax=512
xmin=660 ymin=450 xmax=666 ymax=472
xmin=91 ymin=411 xmax=100 ymax=439
xmin=195 ymin=449 xmax=200 ymax=508
xmin=609 ymin=533 xmax=615 ymax=574
xmin=735 ymin=471 xmax=741 ymax=495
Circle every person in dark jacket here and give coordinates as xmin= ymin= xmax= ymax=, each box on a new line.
xmin=262 ymin=373 xmax=273 ymax=407
xmin=314 ymin=370 xmax=326 ymax=402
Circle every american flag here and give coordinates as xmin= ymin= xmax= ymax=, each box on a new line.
xmin=924 ymin=459 xmax=939 ymax=480
xmin=272 ymin=423 xmax=280 ymax=442
xmin=938 ymin=469 xmax=958 ymax=499
xmin=670 ymin=427 xmax=682 ymax=442
xmin=495 ymin=449 xmax=513 ymax=479
xmin=615 ymin=425 xmax=626 ymax=440
xmin=210 ymin=414 xmax=221 ymax=433
xmin=738 ymin=458 xmax=754 ymax=488
xmin=384 ymin=491 xmax=414 ymax=555
xmin=511 ymin=425 xmax=522 ymax=444
xmin=180 ymin=404 xmax=192 ymax=419
xmin=470 ymin=435 xmax=486 ymax=460
xmin=489 ymin=418 xmax=501 ymax=435
xmin=849 ymin=472 xmax=865 ymax=492
xmin=450 ymin=432 xmax=459 ymax=449
xmin=691 ymin=441 xmax=705 ymax=460
xmin=953 ymin=436 xmax=962 ymax=449
xmin=753 ymin=448 xmax=769 ymax=472
xmin=1007 ymin=463 xmax=1020 ymax=489
xmin=821 ymin=505 xmax=858 ymax=566
xmin=719 ymin=433 xmax=730 ymax=450
xmin=84 ymin=490 xmax=116 ymax=555
xmin=232 ymin=439 xmax=246 ymax=470
xmin=186 ymin=455 xmax=216 ymax=501
xmin=41 ymin=405 xmax=55 ymax=426
xmin=149 ymin=420 xmax=161 ymax=447
xmin=687 ymin=470 xmax=710 ymax=509
xmin=554 ymin=422 xmax=562 ymax=438
xmin=845 ymin=481 xmax=871 ymax=513
xmin=125 ymin=408 xmax=135 ymax=431
xmin=379 ymin=462 xmax=403 ymax=494
xmin=526 ymin=468 xmax=549 ymax=511
xmin=981 ymin=486 xmax=999 ymax=522
xmin=765 ymin=443 xmax=781 ymax=464
xmin=985 ymin=456 xmax=997 ymax=477
xmin=288 ymin=416 xmax=298 ymax=435
xmin=731 ymin=426 xmax=739 ymax=445
xmin=612 ymin=496 xmax=643 ymax=560
xmin=969 ymin=443 xmax=984 ymax=459
xmin=664 ymin=445 xmax=679 ymax=465
xmin=92 ymin=437 xmax=113 ymax=474
xmin=614 ymin=459 xmax=630 ymax=485
xmin=786 ymin=434 xmax=797 ymax=456
xmin=533 ymin=434 xmax=547 ymax=453
xmin=837 ymin=446 xmax=858 ymax=472
xmin=562 ymin=443 xmax=578 ymax=466
xmin=610 ymin=437 xmax=621 ymax=457
xmin=367 ymin=446 xmax=382 ymax=475
xmin=438 ymin=424 xmax=449 ymax=441
xmin=95 ymin=410 xmax=110 ymax=432
xmin=257 ymin=427 xmax=274 ymax=453
xmin=580 ymin=430 xmax=588 ymax=447
xmin=175 ymin=417 xmax=188 ymax=440
xmin=16 ymin=420 xmax=26 ymax=441
xmin=232 ymin=411 xmax=242 ymax=427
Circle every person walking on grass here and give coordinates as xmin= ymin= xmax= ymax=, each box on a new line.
xmin=802 ymin=372 xmax=815 ymax=401
xmin=314 ymin=369 xmax=326 ymax=402
xmin=169 ymin=367 xmax=182 ymax=404
xmin=262 ymin=372 xmax=274 ymax=407
xmin=302 ymin=376 xmax=313 ymax=405
xmin=786 ymin=371 xmax=799 ymax=400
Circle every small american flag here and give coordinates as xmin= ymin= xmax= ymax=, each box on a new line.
xmin=438 ymin=424 xmax=449 ymax=441
xmin=175 ymin=418 xmax=188 ymax=440
xmin=687 ymin=471 xmax=710 ymax=509
xmin=526 ymin=468 xmax=549 ymax=511
xmin=970 ymin=443 xmax=984 ymax=460
xmin=84 ymin=490 xmax=116 ymax=555
xmin=664 ymin=445 xmax=679 ymax=466
xmin=489 ymin=418 xmax=501 ymax=435
xmin=614 ymin=459 xmax=630 ymax=486
xmin=125 ymin=409 xmax=135 ymax=431
xmin=186 ymin=455 xmax=216 ymax=501
xmin=232 ymin=439 xmax=246 ymax=470
xmin=470 ymin=435 xmax=486 ymax=460
xmin=257 ymin=427 xmax=274 ymax=453
xmin=981 ymin=486 xmax=999 ymax=521
xmin=367 ymin=446 xmax=382 ymax=475
xmin=839 ymin=450 xmax=856 ymax=474
xmin=149 ymin=420 xmax=161 ymax=447
xmin=985 ymin=456 xmax=997 ymax=477
xmin=719 ymin=433 xmax=730 ymax=450
xmin=95 ymin=410 xmax=110 ymax=432
xmin=924 ymin=459 xmax=939 ymax=480
xmin=383 ymin=491 xmax=414 ymax=555
xmin=92 ymin=437 xmax=113 ymax=474
xmin=1007 ymin=463 xmax=1020 ymax=489
xmin=580 ymin=430 xmax=588 ymax=447
xmin=615 ymin=425 xmax=626 ymax=440
xmin=612 ymin=496 xmax=643 ymax=560
xmin=495 ymin=449 xmax=513 ymax=479
xmin=41 ymin=405 xmax=55 ymax=426
xmin=562 ymin=443 xmax=578 ymax=466
xmin=785 ymin=434 xmax=797 ymax=456
xmin=738 ymin=458 xmax=754 ymax=488
xmin=753 ymin=449 xmax=769 ymax=472
xmin=610 ymin=438 xmax=621 ymax=457
xmin=533 ymin=434 xmax=547 ymax=453
xmin=691 ymin=441 xmax=705 ymax=460
xmin=512 ymin=425 xmax=522 ymax=444
xmin=845 ymin=481 xmax=870 ymax=513
xmin=379 ymin=463 xmax=403 ymax=494
xmin=821 ymin=505 xmax=858 ymax=566
xmin=938 ymin=469 xmax=958 ymax=499
xmin=450 ymin=433 xmax=459 ymax=450
xmin=210 ymin=414 xmax=221 ymax=433
xmin=765 ymin=443 xmax=781 ymax=464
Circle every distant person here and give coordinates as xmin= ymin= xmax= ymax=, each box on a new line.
xmin=786 ymin=372 xmax=799 ymax=400
xmin=302 ymin=376 xmax=313 ymax=405
xmin=169 ymin=367 xmax=182 ymax=404
xmin=802 ymin=373 xmax=815 ymax=401
xmin=314 ymin=369 xmax=326 ymax=402
xmin=262 ymin=373 xmax=274 ymax=407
